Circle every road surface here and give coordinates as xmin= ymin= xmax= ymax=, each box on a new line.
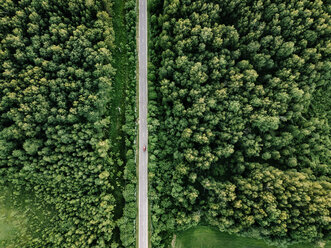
xmin=138 ymin=0 xmax=148 ymax=247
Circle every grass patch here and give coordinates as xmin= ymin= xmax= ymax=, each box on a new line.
xmin=108 ymin=0 xmax=138 ymax=247
xmin=110 ymin=0 xmax=128 ymax=159
xmin=0 ymin=187 xmax=56 ymax=247
xmin=174 ymin=226 xmax=331 ymax=248
xmin=0 ymin=205 xmax=29 ymax=246
xmin=108 ymin=0 xmax=131 ymax=245
xmin=0 ymin=208 xmax=18 ymax=241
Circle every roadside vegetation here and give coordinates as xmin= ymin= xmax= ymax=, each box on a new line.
xmin=0 ymin=0 xmax=136 ymax=247
xmin=149 ymin=0 xmax=330 ymax=247
xmin=113 ymin=0 xmax=138 ymax=247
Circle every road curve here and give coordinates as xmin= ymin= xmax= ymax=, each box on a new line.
xmin=138 ymin=0 xmax=148 ymax=247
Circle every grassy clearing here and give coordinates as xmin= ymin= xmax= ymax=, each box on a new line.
xmin=109 ymin=0 xmax=129 ymax=245
xmin=0 ymin=207 xmax=24 ymax=247
xmin=110 ymin=0 xmax=128 ymax=161
xmin=174 ymin=226 xmax=331 ymax=248
xmin=0 ymin=205 xmax=30 ymax=246
xmin=0 ymin=187 xmax=55 ymax=247
xmin=0 ymin=208 xmax=18 ymax=242
xmin=110 ymin=0 xmax=137 ymax=246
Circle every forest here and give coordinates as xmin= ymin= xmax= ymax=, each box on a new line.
xmin=148 ymin=0 xmax=330 ymax=247
xmin=1 ymin=0 xmax=330 ymax=247
xmin=0 ymin=0 xmax=136 ymax=247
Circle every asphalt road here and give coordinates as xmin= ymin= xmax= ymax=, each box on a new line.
xmin=138 ymin=0 xmax=148 ymax=247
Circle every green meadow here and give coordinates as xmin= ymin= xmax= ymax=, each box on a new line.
xmin=174 ymin=226 xmax=330 ymax=248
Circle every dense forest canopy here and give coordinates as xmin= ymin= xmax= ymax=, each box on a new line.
xmin=149 ymin=0 xmax=330 ymax=247
xmin=0 ymin=0 xmax=137 ymax=247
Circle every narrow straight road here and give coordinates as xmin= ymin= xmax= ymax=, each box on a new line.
xmin=138 ymin=0 xmax=148 ymax=247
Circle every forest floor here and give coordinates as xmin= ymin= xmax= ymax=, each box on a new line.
xmin=173 ymin=226 xmax=330 ymax=248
